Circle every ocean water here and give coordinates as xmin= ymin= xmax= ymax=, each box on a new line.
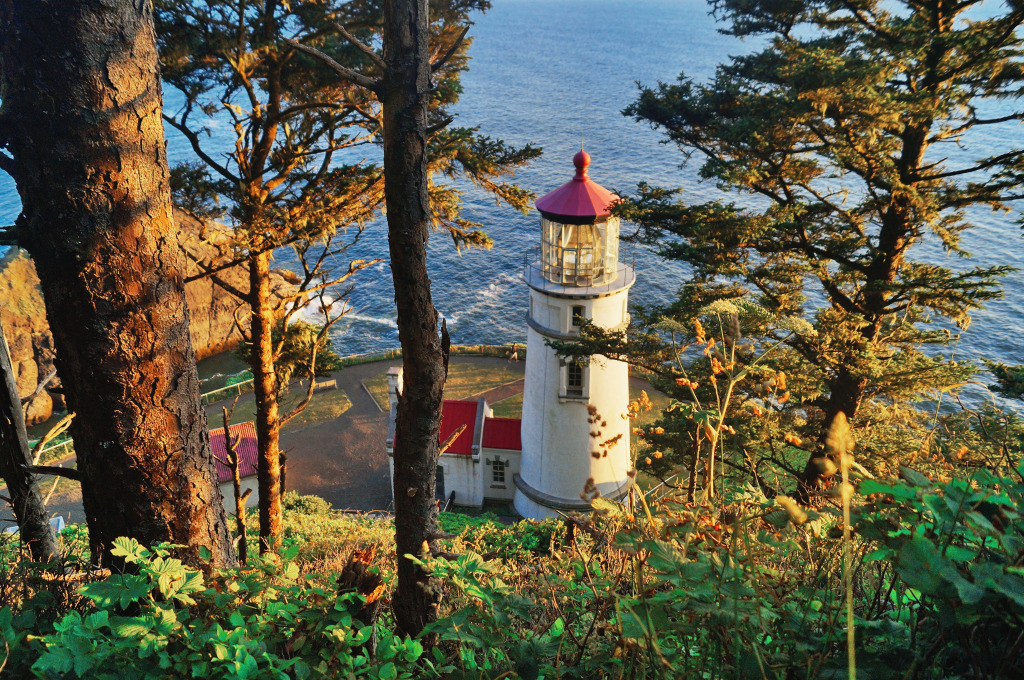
xmin=1 ymin=0 xmax=1021 ymax=380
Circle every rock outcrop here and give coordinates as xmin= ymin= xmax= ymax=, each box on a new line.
xmin=0 ymin=209 xmax=296 ymax=425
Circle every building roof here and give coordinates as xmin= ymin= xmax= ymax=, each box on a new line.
xmin=439 ymin=400 xmax=480 ymax=456
xmin=209 ymin=421 xmax=259 ymax=484
xmin=481 ymin=416 xmax=522 ymax=451
xmin=535 ymin=151 xmax=619 ymax=223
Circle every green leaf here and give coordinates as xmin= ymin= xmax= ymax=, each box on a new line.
xmin=591 ymin=497 xmax=623 ymax=517
xmin=111 ymin=536 xmax=149 ymax=563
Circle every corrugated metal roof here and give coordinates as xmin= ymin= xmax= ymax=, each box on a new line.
xmin=440 ymin=400 xmax=479 ymax=456
xmin=482 ymin=416 xmax=522 ymax=451
xmin=209 ymin=421 xmax=259 ymax=484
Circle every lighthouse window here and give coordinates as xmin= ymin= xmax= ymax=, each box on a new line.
xmin=540 ymin=218 xmax=612 ymax=286
xmin=572 ymin=305 xmax=586 ymax=327
xmin=566 ymin=361 xmax=584 ymax=396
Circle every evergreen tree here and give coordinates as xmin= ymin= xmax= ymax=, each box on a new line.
xmin=617 ymin=0 xmax=1024 ymax=499
xmin=156 ymin=0 xmax=537 ymax=554
xmin=289 ymin=0 xmax=540 ymax=636
xmin=155 ymin=0 xmax=387 ymax=553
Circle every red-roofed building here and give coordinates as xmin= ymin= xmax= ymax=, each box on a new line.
xmin=209 ymin=421 xmax=260 ymax=514
xmin=385 ymin=368 xmax=523 ymax=508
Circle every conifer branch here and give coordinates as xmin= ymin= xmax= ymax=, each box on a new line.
xmin=285 ymin=39 xmax=381 ymax=92
xmin=162 ymin=114 xmax=240 ymax=184
xmin=333 ymin=22 xmax=386 ymax=70
xmin=431 ymin=25 xmax=470 ymax=73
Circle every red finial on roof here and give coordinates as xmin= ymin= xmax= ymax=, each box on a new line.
xmin=573 ymin=150 xmax=591 ymax=181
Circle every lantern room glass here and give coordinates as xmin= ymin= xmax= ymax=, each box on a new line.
xmin=540 ymin=217 xmax=619 ymax=286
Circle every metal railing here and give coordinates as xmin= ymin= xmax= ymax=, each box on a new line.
xmin=523 ymin=245 xmax=636 ymax=297
xmin=27 ymin=438 xmax=74 ymax=462
xmin=200 ymin=378 xmax=255 ymax=405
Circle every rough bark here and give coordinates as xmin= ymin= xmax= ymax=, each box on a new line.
xmin=0 ymin=327 xmax=59 ymax=562
xmin=250 ymin=252 xmax=283 ymax=554
xmin=0 ymin=0 xmax=235 ymax=567
xmin=383 ymin=0 xmax=447 ymax=638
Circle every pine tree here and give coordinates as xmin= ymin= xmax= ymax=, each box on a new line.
xmin=289 ymin=0 xmax=540 ymax=637
xmin=619 ymin=0 xmax=1024 ymax=499
xmin=156 ymin=0 xmax=537 ymax=554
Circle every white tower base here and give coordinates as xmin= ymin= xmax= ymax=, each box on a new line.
xmin=513 ymin=264 xmax=635 ymax=520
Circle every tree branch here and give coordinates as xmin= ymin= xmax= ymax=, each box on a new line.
xmin=21 ymin=369 xmax=57 ymax=406
xmin=333 ymin=22 xmax=386 ymax=70
xmin=426 ymin=116 xmax=455 ymax=136
xmin=439 ymin=424 xmax=466 ymax=455
xmin=431 ymin=25 xmax=470 ymax=73
xmin=25 ymin=465 xmax=80 ymax=481
xmin=162 ymin=115 xmax=241 ymax=184
xmin=284 ymin=39 xmax=381 ymax=92
xmin=181 ymin=248 xmax=252 ymax=301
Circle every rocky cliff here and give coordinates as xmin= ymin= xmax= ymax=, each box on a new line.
xmin=0 ymin=209 xmax=296 ymax=425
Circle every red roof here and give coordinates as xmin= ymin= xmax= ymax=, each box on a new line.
xmin=481 ymin=417 xmax=522 ymax=451
xmin=440 ymin=400 xmax=479 ymax=456
xmin=210 ymin=421 xmax=259 ymax=484
xmin=535 ymin=151 xmax=619 ymax=222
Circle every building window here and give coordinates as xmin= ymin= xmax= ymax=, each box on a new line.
xmin=571 ymin=305 xmax=586 ymax=328
xmin=567 ymin=361 xmax=584 ymax=397
xmin=491 ymin=459 xmax=506 ymax=487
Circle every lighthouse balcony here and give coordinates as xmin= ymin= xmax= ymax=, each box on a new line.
xmin=523 ymin=246 xmax=635 ymax=297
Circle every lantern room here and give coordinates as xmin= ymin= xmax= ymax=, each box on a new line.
xmin=535 ymin=151 xmax=621 ymax=286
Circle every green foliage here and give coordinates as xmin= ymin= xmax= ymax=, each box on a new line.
xmin=4 ymin=470 xmax=1024 ymax=677
xmin=5 ymin=538 xmax=425 ymax=679
xmin=238 ymin=320 xmax=343 ymax=395
xmin=984 ymin=359 xmax=1024 ymax=400
xmin=437 ymin=512 xmax=559 ymax=560
xmin=856 ymin=466 xmax=1024 ymax=676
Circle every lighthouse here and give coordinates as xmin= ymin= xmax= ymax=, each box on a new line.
xmin=513 ymin=151 xmax=636 ymax=520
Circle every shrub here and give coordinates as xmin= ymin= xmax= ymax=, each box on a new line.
xmin=5 ymin=538 xmax=426 ymax=679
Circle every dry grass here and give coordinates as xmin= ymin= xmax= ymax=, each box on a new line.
xmin=363 ymin=362 xmax=523 ymax=410
xmin=205 ymin=387 xmax=352 ymax=432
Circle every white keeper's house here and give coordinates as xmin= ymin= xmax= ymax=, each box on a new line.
xmin=386 ymin=151 xmax=635 ymax=519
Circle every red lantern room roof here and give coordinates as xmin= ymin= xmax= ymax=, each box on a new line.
xmin=535 ymin=151 xmax=619 ymax=224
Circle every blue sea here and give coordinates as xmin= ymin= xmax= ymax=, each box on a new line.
xmin=1 ymin=0 xmax=1021 ymax=386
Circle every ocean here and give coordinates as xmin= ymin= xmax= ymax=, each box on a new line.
xmin=1 ymin=0 xmax=1020 ymax=386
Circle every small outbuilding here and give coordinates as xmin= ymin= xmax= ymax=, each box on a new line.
xmin=385 ymin=367 xmax=523 ymax=508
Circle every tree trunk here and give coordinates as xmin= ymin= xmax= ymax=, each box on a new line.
xmin=249 ymin=252 xmax=283 ymax=554
xmin=222 ymin=407 xmax=249 ymax=564
xmin=796 ymin=368 xmax=868 ymax=503
xmin=0 ymin=0 xmax=235 ymax=568
xmin=382 ymin=0 xmax=446 ymax=638
xmin=0 ymin=328 xmax=59 ymax=563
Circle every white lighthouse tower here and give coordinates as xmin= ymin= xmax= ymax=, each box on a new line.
xmin=514 ymin=151 xmax=636 ymax=519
